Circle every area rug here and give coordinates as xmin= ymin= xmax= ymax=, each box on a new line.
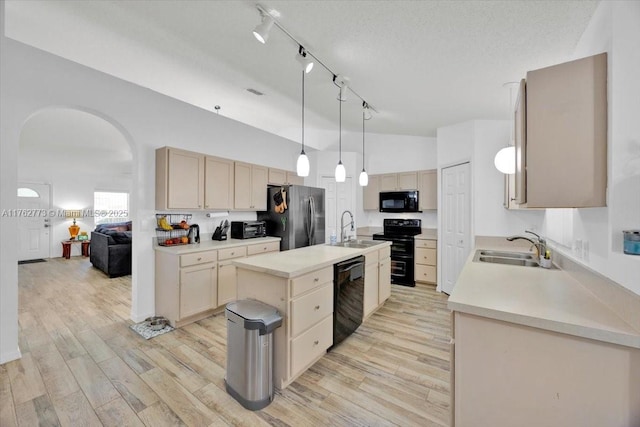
xmin=18 ymin=259 xmax=46 ymax=265
xmin=129 ymin=320 xmax=174 ymax=340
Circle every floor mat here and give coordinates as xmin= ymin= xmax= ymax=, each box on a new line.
xmin=130 ymin=320 xmax=174 ymax=340
xmin=18 ymin=259 xmax=47 ymax=265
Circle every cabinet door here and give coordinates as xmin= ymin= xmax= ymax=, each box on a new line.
xmin=363 ymin=175 xmax=380 ymax=210
xmin=205 ymin=156 xmax=234 ymax=210
xmin=217 ymin=261 xmax=237 ymax=306
xmin=378 ymin=257 xmax=391 ymax=303
xmin=179 ymin=263 xmax=216 ymax=319
xmin=514 ymin=78 xmax=526 ymax=205
xmin=251 ymin=165 xmax=268 ymax=210
xmin=380 ymin=174 xmax=397 ymax=191
xmin=167 ymin=148 xmax=204 ymax=209
xmin=234 ymin=162 xmax=252 ymax=209
xmin=364 ymin=263 xmax=379 ymax=318
xmin=418 ymin=170 xmax=437 ymax=210
xmin=398 ymin=172 xmax=418 ymax=190
xmin=286 ymin=172 xmax=304 ymax=186
xmin=268 ymin=168 xmax=286 ymax=185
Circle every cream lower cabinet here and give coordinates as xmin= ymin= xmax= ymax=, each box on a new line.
xmin=237 ymin=265 xmax=334 ymax=390
xmin=415 ymin=238 xmax=437 ymax=284
xmin=216 ymin=246 xmax=247 ymax=307
xmin=452 ymin=311 xmax=640 ymax=426
xmin=156 ymin=249 xmax=218 ymax=327
xmin=378 ymin=246 xmax=391 ymax=303
xmin=363 ymin=250 xmax=380 ymax=318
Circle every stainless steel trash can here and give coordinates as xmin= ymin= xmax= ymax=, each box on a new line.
xmin=225 ymin=300 xmax=282 ymax=410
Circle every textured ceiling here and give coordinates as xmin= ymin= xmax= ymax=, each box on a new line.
xmin=5 ymin=0 xmax=599 ymax=151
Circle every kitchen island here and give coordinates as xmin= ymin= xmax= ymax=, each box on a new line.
xmin=448 ymin=238 xmax=640 ymax=426
xmin=233 ymin=241 xmax=392 ymax=389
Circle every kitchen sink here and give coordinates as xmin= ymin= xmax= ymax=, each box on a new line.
xmin=478 ymin=250 xmax=535 ymax=260
xmin=473 ymin=249 xmax=540 ymax=267
xmin=331 ymin=239 xmax=380 ymax=249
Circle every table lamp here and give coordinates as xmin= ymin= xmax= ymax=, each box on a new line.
xmin=65 ymin=210 xmax=82 ymax=239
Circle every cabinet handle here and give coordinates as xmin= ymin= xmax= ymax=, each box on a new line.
xmin=313 ymin=340 xmax=319 ymax=345
xmin=313 ymin=278 xmax=319 ymax=282
xmin=314 ymin=305 xmax=320 ymax=310
xmin=231 ymin=252 xmax=235 ymax=255
xmin=205 ymin=205 xmax=209 ymax=208
xmin=197 ymin=257 xmax=202 ymax=261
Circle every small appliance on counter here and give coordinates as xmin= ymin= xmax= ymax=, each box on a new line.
xmin=230 ymin=221 xmax=266 ymax=239
xmin=623 ymin=230 xmax=640 ymax=255
xmin=188 ymin=224 xmax=200 ymax=244
xmin=212 ymin=220 xmax=229 ymax=241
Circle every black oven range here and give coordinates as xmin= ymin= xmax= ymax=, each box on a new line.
xmin=372 ymin=218 xmax=422 ymax=287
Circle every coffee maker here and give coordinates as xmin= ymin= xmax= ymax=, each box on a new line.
xmin=188 ymin=224 xmax=200 ymax=244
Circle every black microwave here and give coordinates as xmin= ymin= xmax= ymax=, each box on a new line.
xmin=379 ymin=191 xmax=420 ymax=213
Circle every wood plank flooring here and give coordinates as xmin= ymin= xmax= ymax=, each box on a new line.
xmin=1 ymin=257 xmax=451 ymax=426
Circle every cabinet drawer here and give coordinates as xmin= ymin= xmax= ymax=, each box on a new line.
xmin=247 ymin=241 xmax=280 ymax=256
xmin=290 ymin=315 xmax=333 ymax=376
xmin=218 ymin=246 xmax=247 ymax=261
xmin=415 ymin=264 xmax=436 ymax=283
xmin=378 ymin=246 xmax=391 ymax=260
xmin=415 ymin=239 xmax=437 ymax=249
xmin=290 ymin=282 xmax=333 ymax=337
xmin=180 ymin=251 xmax=217 ymax=267
xmin=291 ymin=266 xmax=333 ymax=298
xmin=416 ymin=248 xmax=437 ymax=266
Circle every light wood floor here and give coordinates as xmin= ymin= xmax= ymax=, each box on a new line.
xmin=1 ymin=257 xmax=451 ymax=427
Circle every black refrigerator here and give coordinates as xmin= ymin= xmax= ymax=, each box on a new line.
xmin=258 ymin=185 xmax=325 ymax=251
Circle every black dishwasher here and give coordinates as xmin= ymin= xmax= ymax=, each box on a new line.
xmin=332 ymin=256 xmax=365 ymax=348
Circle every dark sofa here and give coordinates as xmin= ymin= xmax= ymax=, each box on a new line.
xmin=90 ymin=221 xmax=132 ymax=278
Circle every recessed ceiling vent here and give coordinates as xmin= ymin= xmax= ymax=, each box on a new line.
xmin=246 ymin=88 xmax=264 ymax=96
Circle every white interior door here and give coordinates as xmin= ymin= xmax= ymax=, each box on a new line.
xmin=17 ymin=183 xmax=51 ymax=261
xmin=320 ymin=176 xmax=353 ymax=243
xmin=442 ymin=163 xmax=470 ymax=294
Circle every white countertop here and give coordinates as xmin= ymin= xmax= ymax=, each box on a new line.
xmin=154 ymin=236 xmax=281 ymax=255
xmin=232 ymin=241 xmax=392 ymax=279
xmin=448 ymin=247 xmax=640 ymax=349
xmin=415 ymin=228 xmax=437 ymax=240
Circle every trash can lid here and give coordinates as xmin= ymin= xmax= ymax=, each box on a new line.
xmin=226 ymin=299 xmax=283 ymax=335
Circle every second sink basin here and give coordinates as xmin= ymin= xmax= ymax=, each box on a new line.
xmin=473 ymin=249 xmax=540 ymax=267
xmin=479 ymin=250 xmax=535 ymax=260
xmin=331 ymin=239 xmax=380 ymax=249
xmin=477 ymin=256 xmax=540 ymax=267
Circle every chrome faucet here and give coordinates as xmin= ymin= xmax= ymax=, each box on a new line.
xmin=340 ymin=210 xmax=354 ymax=242
xmin=506 ymin=230 xmax=547 ymax=259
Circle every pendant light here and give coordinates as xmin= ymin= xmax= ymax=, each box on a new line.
xmin=359 ymin=108 xmax=369 ymax=186
xmin=296 ymin=70 xmax=310 ymax=177
xmin=494 ymin=82 xmax=518 ymax=174
xmin=335 ymin=93 xmax=346 ymax=182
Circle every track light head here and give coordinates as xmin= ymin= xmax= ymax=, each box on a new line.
xmin=296 ymin=46 xmax=314 ymax=73
xmin=253 ymin=14 xmax=275 ymax=44
xmin=334 ymin=75 xmax=350 ymax=101
xmin=363 ymin=102 xmax=372 ymax=120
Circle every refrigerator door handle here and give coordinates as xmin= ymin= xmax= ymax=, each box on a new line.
xmin=308 ymin=196 xmax=315 ymax=245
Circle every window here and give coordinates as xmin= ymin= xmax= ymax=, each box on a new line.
xmin=17 ymin=187 xmax=39 ymax=198
xmin=94 ymin=191 xmax=129 ymax=225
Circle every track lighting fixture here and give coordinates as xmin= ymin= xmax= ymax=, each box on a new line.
xmin=334 ymin=75 xmax=350 ymax=102
xmin=363 ymin=101 xmax=372 ymax=120
xmin=296 ymin=46 xmax=314 ymax=74
xmin=359 ymin=111 xmax=369 ymax=186
xmin=335 ymin=93 xmax=346 ymax=182
xmin=297 ymin=71 xmax=310 ymax=177
xmin=253 ymin=14 xmax=274 ymax=44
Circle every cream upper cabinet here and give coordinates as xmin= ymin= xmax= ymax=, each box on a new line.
xmin=418 ymin=170 xmax=437 ymax=210
xmin=514 ymin=78 xmax=527 ymax=205
xmin=234 ymin=162 xmax=268 ymax=210
xmin=268 ymin=168 xmax=304 ymax=186
xmin=204 ymin=156 xmax=234 ymax=210
xmin=380 ymin=172 xmax=418 ymax=191
xmin=156 ymin=147 xmax=204 ymax=210
xmin=518 ymin=53 xmax=607 ymax=208
xmin=363 ymin=175 xmax=380 ymax=211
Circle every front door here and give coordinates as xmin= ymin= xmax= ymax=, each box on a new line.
xmin=17 ymin=183 xmax=51 ymax=261
xmin=442 ymin=163 xmax=471 ymax=294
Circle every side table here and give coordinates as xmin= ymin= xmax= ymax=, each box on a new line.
xmin=61 ymin=240 xmax=91 ymax=259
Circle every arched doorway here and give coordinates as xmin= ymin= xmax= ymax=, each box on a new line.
xmin=18 ymin=106 xmax=136 ymax=308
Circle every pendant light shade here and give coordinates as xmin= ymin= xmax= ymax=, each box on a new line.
xmin=253 ymin=15 xmax=274 ymax=44
xmin=297 ymin=70 xmax=310 ymax=177
xmin=359 ymin=170 xmax=369 ymax=186
xmin=494 ymin=146 xmax=516 ymax=174
xmin=335 ymin=162 xmax=346 ymax=182
xmin=335 ymin=87 xmax=345 ymax=182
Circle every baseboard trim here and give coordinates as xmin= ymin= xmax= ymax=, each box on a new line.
xmin=0 ymin=348 xmax=22 ymax=365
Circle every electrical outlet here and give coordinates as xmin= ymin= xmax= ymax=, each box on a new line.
xmin=573 ymin=239 xmax=583 ymax=259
